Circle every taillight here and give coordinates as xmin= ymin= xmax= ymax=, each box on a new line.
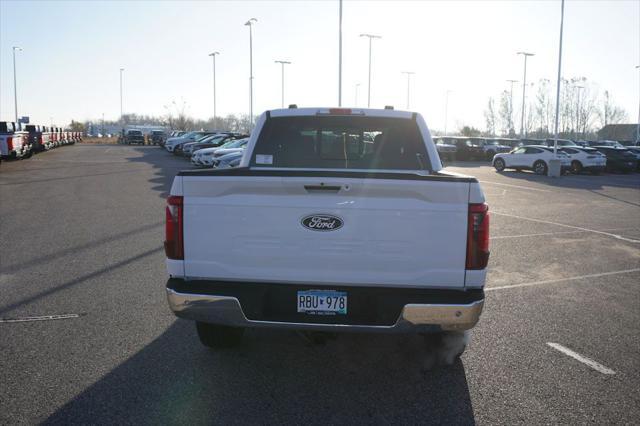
xmin=7 ymin=137 xmax=13 ymax=151
xmin=164 ymin=195 xmax=184 ymax=260
xmin=466 ymin=203 xmax=490 ymax=270
xmin=38 ymin=135 xmax=43 ymax=145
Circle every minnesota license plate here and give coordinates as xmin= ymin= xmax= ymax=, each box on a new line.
xmin=297 ymin=290 xmax=347 ymax=315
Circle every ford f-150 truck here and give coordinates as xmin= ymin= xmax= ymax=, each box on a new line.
xmin=165 ymin=107 xmax=489 ymax=350
xmin=1 ymin=121 xmax=32 ymax=159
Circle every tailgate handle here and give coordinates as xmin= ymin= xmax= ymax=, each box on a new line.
xmin=304 ymin=185 xmax=342 ymax=192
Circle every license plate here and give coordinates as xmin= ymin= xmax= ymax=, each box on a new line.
xmin=297 ymin=290 xmax=347 ymax=315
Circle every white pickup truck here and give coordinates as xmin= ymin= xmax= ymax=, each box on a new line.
xmin=165 ymin=107 xmax=489 ymax=350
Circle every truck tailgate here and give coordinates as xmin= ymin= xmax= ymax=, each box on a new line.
xmin=181 ymin=175 xmax=470 ymax=288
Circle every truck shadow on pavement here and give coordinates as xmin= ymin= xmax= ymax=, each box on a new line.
xmin=45 ymin=320 xmax=475 ymax=425
xmin=128 ymin=146 xmax=196 ymax=199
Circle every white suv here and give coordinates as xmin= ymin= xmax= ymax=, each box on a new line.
xmin=493 ymin=145 xmax=570 ymax=175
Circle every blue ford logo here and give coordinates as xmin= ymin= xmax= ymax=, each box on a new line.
xmin=301 ymin=214 xmax=344 ymax=232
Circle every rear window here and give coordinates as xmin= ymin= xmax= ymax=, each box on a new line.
xmin=250 ymin=116 xmax=428 ymax=170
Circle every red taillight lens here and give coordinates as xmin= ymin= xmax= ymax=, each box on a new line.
xmin=466 ymin=203 xmax=490 ymax=270
xmin=164 ymin=195 xmax=184 ymax=260
xmin=38 ymin=135 xmax=43 ymax=144
xmin=7 ymin=137 xmax=13 ymax=151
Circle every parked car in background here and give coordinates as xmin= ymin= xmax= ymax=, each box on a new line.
xmin=443 ymin=136 xmax=484 ymax=160
xmin=1 ymin=121 xmax=31 ymax=159
xmin=433 ymin=137 xmax=457 ymax=161
xmin=544 ymin=138 xmax=578 ymax=148
xmin=182 ymin=133 xmax=248 ymax=157
xmin=150 ymin=130 xmax=166 ymax=145
xmin=493 ymin=145 xmax=570 ymax=175
xmin=559 ymin=146 xmax=607 ymax=174
xmin=479 ymin=139 xmax=511 ymax=160
xmin=519 ymin=138 xmax=547 ymax=147
xmin=165 ymin=131 xmax=216 ymax=153
xmin=125 ymin=129 xmax=145 ymax=145
xmin=587 ymin=140 xmax=624 ymax=148
xmin=196 ymin=138 xmax=250 ymax=167
xmin=625 ymin=146 xmax=640 ymax=170
xmin=213 ymin=150 xmax=244 ymax=169
xmin=592 ymin=146 xmax=637 ymax=173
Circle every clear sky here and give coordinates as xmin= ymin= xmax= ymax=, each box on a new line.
xmin=1 ymin=0 xmax=638 ymax=131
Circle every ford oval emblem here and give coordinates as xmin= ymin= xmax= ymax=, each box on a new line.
xmin=301 ymin=214 xmax=344 ymax=232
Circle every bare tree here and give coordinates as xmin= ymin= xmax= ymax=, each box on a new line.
xmin=484 ymin=97 xmax=497 ymax=136
xmin=599 ymin=91 xmax=628 ymax=127
xmin=498 ymin=90 xmax=515 ymax=136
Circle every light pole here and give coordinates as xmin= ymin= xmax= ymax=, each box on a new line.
xmin=401 ymin=71 xmax=415 ymax=109
xmin=12 ymin=46 xmax=22 ymax=128
xmin=574 ymin=85 xmax=584 ymax=139
xmin=552 ymin=0 xmax=566 ymax=163
xmin=119 ymin=68 xmax=124 ymax=123
xmin=444 ymin=90 xmax=452 ymax=135
xmin=636 ymin=65 xmax=639 ymax=144
xmin=354 ymin=83 xmax=360 ymax=107
xmin=274 ymin=60 xmax=291 ymax=108
xmin=208 ymin=52 xmax=219 ymax=125
xmin=507 ymin=79 xmax=518 ymax=133
xmin=517 ymin=51 xmax=535 ymax=137
xmin=338 ymin=0 xmax=343 ymax=106
xmin=360 ymin=33 xmax=381 ymax=108
xmin=245 ymin=18 xmax=257 ymax=124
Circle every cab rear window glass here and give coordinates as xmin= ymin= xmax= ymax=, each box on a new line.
xmin=250 ymin=116 xmax=429 ymax=170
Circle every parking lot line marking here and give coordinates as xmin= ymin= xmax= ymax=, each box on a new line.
xmin=478 ymin=180 xmax=551 ymax=192
xmin=492 ymin=211 xmax=640 ymax=244
xmin=547 ymin=343 xmax=616 ymax=375
xmin=0 ymin=313 xmax=82 ymax=323
xmin=486 ymin=268 xmax=640 ymax=292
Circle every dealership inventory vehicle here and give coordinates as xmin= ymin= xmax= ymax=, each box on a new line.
xmin=165 ymin=131 xmax=216 ymax=153
xmin=544 ymin=138 xmax=578 ymax=148
xmin=433 ymin=137 xmax=457 ymax=161
xmin=479 ymin=139 xmax=511 ymax=160
xmin=125 ymin=129 xmax=145 ymax=145
xmin=25 ymin=125 xmax=45 ymax=152
xmin=150 ymin=130 xmax=167 ymax=145
xmin=493 ymin=145 xmax=571 ymax=175
xmin=0 ymin=121 xmax=32 ymax=159
xmin=625 ymin=146 xmax=640 ymax=170
xmin=165 ymin=107 xmax=489 ymax=349
xmin=592 ymin=146 xmax=637 ymax=173
xmin=212 ymin=150 xmax=244 ymax=169
xmin=559 ymin=146 xmax=607 ymax=174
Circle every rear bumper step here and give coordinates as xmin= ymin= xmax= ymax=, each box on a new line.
xmin=166 ymin=279 xmax=484 ymax=333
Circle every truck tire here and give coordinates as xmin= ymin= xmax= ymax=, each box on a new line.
xmin=196 ymin=322 xmax=244 ymax=348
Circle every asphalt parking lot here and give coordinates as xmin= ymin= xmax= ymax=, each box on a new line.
xmin=1 ymin=145 xmax=639 ymax=424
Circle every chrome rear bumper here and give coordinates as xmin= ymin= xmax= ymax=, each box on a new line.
xmin=166 ymin=288 xmax=484 ymax=333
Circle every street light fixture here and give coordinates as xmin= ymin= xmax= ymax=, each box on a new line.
xmin=401 ymin=71 xmax=415 ymax=109
xmin=208 ymin=52 xmax=220 ymax=125
xmin=338 ymin=0 xmax=343 ymax=106
xmin=274 ymin=60 xmax=292 ymax=108
xmin=12 ymin=46 xmax=22 ymax=128
xmin=551 ymin=0 xmax=566 ymax=175
xmin=517 ymin=51 xmax=535 ymax=137
xmin=245 ymin=18 xmax=258 ymax=124
xmin=360 ymin=33 xmax=381 ymax=108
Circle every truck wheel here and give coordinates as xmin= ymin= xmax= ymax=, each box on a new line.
xmin=196 ymin=322 xmax=244 ymax=348
xmin=533 ymin=160 xmax=547 ymax=175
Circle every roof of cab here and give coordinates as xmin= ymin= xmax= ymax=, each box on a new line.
xmin=267 ymin=107 xmax=414 ymax=119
